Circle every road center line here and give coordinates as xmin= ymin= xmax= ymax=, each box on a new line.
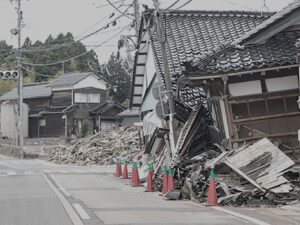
xmin=73 ymin=203 xmax=91 ymax=220
xmin=42 ymin=173 xmax=84 ymax=225
xmin=212 ymin=206 xmax=271 ymax=225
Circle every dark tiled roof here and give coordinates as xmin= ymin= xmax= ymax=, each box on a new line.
xmin=0 ymin=82 xmax=51 ymax=101
xmin=90 ymin=102 xmax=125 ymax=114
xmin=145 ymin=10 xmax=272 ymax=87
xmin=185 ymin=30 xmax=300 ymax=76
xmin=186 ymin=1 xmax=300 ymax=74
xmin=47 ymin=72 xmax=92 ymax=87
xmin=142 ymin=10 xmax=272 ymax=108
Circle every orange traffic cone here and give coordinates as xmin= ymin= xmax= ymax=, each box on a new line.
xmin=162 ymin=165 xmax=168 ymax=194
xmin=115 ymin=158 xmax=121 ymax=177
xmin=146 ymin=164 xmax=154 ymax=192
xmin=206 ymin=168 xmax=218 ymax=206
xmin=118 ymin=160 xmax=122 ymax=177
xmin=123 ymin=160 xmax=128 ymax=179
xmin=131 ymin=162 xmax=135 ymax=184
xmin=132 ymin=162 xmax=140 ymax=187
xmin=168 ymin=166 xmax=175 ymax=191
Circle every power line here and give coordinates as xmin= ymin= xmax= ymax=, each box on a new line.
xmin=95 ymin=0 xmax=125 ymax=9
xmin=21 ymin=25 xmax=130 ymax=66
xmin=166 ymin=0 xmax=181 ymax=10
xmin=22 ymin=4 xmax=133 ymax=53
xmin=21 ymin=65 xmax=58 ymax=78
xmin=105 ymin=0 xmax=134 ymax=19
xmin=171 ymin=0 xmax=193 ymax=11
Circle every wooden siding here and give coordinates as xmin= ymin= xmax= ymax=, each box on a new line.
xmin=24 ymin=98 xmax=49 ymax=113
xmin=44 ymin=113 xmax=65 ymax=137
xmin=50 ymin=90 xmax=72 ymax=107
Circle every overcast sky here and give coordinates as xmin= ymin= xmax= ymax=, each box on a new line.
xmin=0 ymin=0 xmax=294 ymax=63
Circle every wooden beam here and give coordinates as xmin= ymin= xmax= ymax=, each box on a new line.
xmin=245 ymin=9 xmax=300 ymax=45
xmin=232 ymin=132 xmax=298 ymax=143
xmin=229 ymin=92 xmax=298 ymax=104
xmin=233 ymin=111 xmax=300 ymax=123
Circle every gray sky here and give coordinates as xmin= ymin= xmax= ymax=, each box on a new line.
xmin=0 ymin=0 xmax=294 ymax=63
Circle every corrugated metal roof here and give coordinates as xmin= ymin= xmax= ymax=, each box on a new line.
xmin=0 ymin=82 xmax=51 ymax=101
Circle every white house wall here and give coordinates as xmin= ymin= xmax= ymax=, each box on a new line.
xmin=74 ymin=74 xmax=107 ymax=90
xmin=265 ymin=75 xmax=298 ymax=92
xmin=229 ymin=80 xmax=262 ymax=97
xmin=0 ymin=102 xmax=29 ymax=138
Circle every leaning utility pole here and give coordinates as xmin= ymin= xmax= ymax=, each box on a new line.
xmin=152 ymin=0 xmax=177 ymax=155
xmin=17 ymin=0 xmax=24 ymax=158
xmin=133 ymin=0 xmax=140 ymax=36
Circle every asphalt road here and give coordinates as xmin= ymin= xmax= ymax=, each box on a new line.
xmin=0 ymin=155 xmax=299 ymax=225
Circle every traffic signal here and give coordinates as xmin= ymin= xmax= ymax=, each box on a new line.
xmin=0 ymin=71 xmax=19 ymax=80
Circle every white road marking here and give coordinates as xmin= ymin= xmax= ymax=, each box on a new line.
xmin=59 ymin=170 xmax=69 ymax=173
xmin=42 ymin=170 xmax=53 ymax=173
xmin=73 ymin=203 xmax=90 ymax=220
xmin=49 ymin=174 xmax=71 ymax=197
xmin=6 ymin=171 xmax=17 ymax=176
xmin=212 ymin=206 xmax=271 ymax=225
xmin=42 ymin=174 xmax=84 ymax=225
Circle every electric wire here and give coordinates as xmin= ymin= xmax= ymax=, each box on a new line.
xmin=21 ymin=65 xmax=59 ymax=78
xmin=105 ymin=0 xmax=134 ymax=19
xmin=22 ymin=4 xmax=133 ymax=53
xmin=21 ymin=25 xmax=130 ymax=66
xmin=170 ymin=0 xmax=193 ymax=11
xmin=95 ymin=0 xmax=125 ymax=9
xmin=166 ymin=0 xmax=181 ymax=10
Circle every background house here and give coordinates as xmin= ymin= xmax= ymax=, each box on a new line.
xmin=0 ymin=72 xmax=126 ymax=138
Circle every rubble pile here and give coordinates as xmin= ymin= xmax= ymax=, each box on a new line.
xmin=170 ymin=138 xmax=300 ymax=206
xmin=49 ymin=126 xmax=143 ymax=166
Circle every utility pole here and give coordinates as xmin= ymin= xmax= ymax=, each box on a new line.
xmin=133 ymin=0 xmax=140 ymax=36
xmin=17 ymin=0 xmax=24 ymax=158
xmin=152 ymin=0 xmax=177 ymax=155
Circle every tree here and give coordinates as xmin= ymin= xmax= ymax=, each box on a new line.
xmin=100 ymin=53 xmax=131 ymax=106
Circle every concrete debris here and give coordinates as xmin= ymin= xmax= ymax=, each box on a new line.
xmin=49 ymin=126 xmax=144 ymax=166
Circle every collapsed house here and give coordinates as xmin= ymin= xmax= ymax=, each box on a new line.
xmin=130 ymin=1 xmax=300 ymax=204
